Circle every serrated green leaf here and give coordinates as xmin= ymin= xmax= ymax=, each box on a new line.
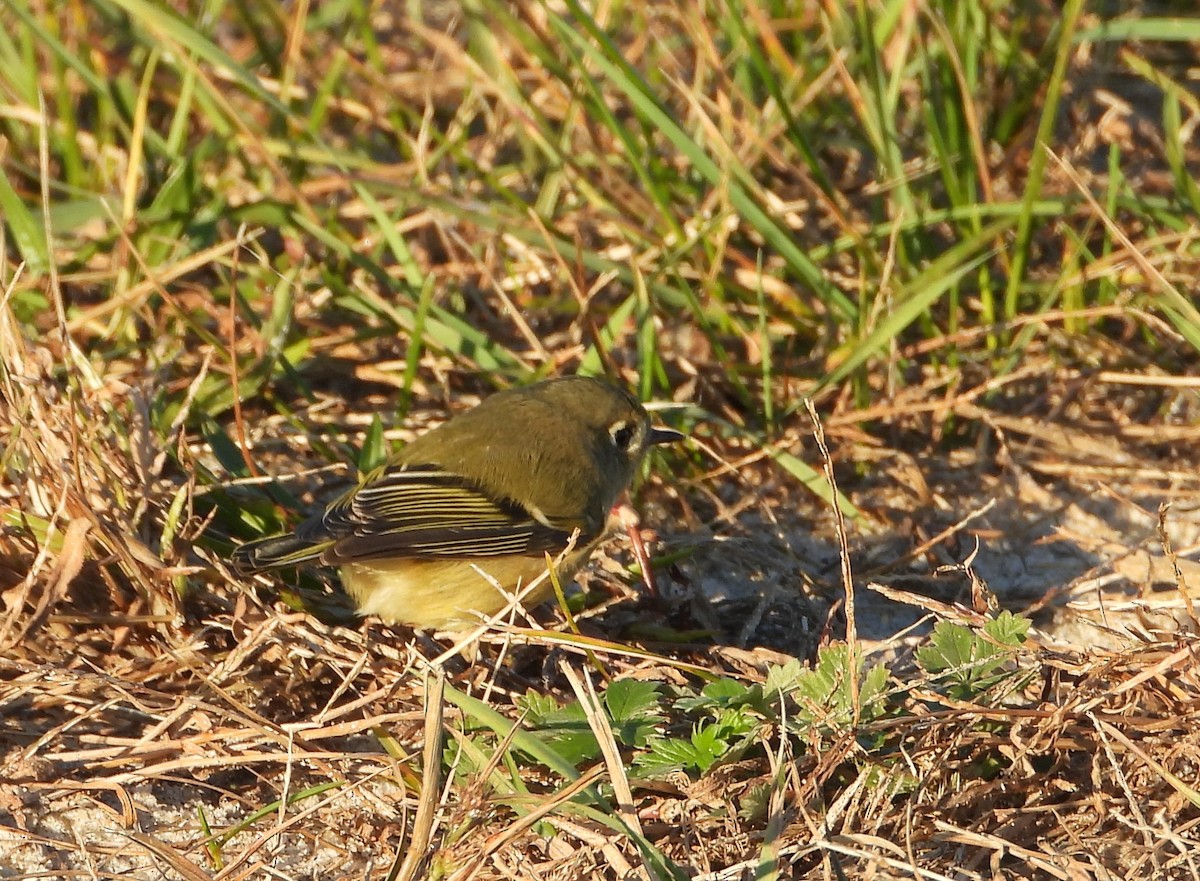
xmin=763 ymin=659 xmax=806 ymax=697
xmin=444 ymin=685 xmax=583 ymax=783
xmin=674 ymin=677 xmax=750 ymax=713
xmin=604 ymin=680 xmax=662 ymax=723
xmin=704 ymin=679 xmax=750 ymax=702
xmin=984 ymin=610 xmax=1031 ymax=647
xmin=633 ymin=736 xmax=698 ymax=778
xmin=512 ymin=692 xmax=600 ymax=765
xmin=858 ymin=661 xmax=890 ymax=712
xmin=604 ymin=679 xmax=664 ymax=749
xmin=516 ymin=690 xmax=563 ymax=725
xmin=788 ymin=644 xmax=891 ymax=730
xmin=536 ymin=725 xmax=602 ymax=766
xmin=688 ymin=724 xmax=729 ymax=772
xmin=711 ymin=706 xmax=758 ymax=741
xmin=916 ymin=622 xmax=980 ymax=673
xmin=916 ymin=614 xmax=1029 ymax=700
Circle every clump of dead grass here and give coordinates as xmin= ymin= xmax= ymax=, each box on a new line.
xmin=0 ymin=289 xmax=184 ymax=653
xmin=855 ymin=622 xmax=1200 ymax=880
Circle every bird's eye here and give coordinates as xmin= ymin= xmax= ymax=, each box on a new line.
xmin=610 ymin=421 xmax=636 ymax=452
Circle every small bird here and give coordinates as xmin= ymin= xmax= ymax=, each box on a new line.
xmin=232 ymin=376 xmax=683 ymax=628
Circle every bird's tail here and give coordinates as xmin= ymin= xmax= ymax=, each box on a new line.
xmin=231 ymin=533 xmax=330 ymax=572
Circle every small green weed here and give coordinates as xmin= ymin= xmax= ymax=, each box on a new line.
xmin=915 ymin=610 xmax=1032 ymax=702
xmin=457 ymin=613 xmax=1030 ymax=795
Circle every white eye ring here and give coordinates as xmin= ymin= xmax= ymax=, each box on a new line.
xmin=609 ymin=420 xmax=637 ymax=452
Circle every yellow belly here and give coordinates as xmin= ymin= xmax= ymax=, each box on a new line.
xmin=340 ymin=549 xmax=593 ymax=629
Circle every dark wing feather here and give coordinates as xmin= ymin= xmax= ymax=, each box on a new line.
xmin=299 ymin=465 xmax=580 ymax=564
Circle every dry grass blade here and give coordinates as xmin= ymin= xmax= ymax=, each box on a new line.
xmin=125 ymin=830 xmax=214 ymax=881
xmin=1091 ymin=713 xmax=1200 ymax=810
xmin=391 ymin=669 xmax=446 ymax=881
xmin=805 ymin=399 xmax=857 ymax=714
xmin=455 ymin=765 xmax=607 ymax=880
xmin=560 ymin=662 xmax=647 ymax=863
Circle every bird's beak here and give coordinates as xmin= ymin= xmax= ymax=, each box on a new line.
xmin=648 ymin=426 xmax=685 ymax=446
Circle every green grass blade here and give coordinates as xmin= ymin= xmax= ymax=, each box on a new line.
xmin=1002 ymin=0 xmax=1085 ymax=322
xmin=819 ymin=217 xmax=1017 ymax=391
xmin=552 ymin=1 xmax=856 ymax=321
xmin=0 ymin=166 xmax=48 ymax=273
xmin=1076 ymin=18 xmax=1200 ymax=42
xmin=103 ymin=0 xmax=288 ymax=114
xmin=6 ymin=0 xmax=108 ymax=94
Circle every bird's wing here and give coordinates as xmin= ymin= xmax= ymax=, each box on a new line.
xmin=299 ymin=464 xmax=582 ymax=563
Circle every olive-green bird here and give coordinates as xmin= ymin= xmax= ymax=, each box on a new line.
xmin=231 ymin=376 xmax=683 ymax=628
